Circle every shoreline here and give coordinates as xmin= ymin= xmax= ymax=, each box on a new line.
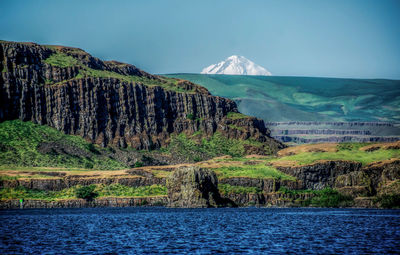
xmin=0 ymin=196 xmax=379 ymax=210
xmin=0 ymin=197 xmax=168 ymax=210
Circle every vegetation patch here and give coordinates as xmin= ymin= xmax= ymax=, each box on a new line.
xmin=168 ymin=133 xmax=245 ymax=161
xmin=167 ymin=133 xmax=272 ymax=162
xmin=302 ymin=188 xmax=353 ymax=207
xmin=218 ymin=184 xmax=262 ymax=195
xmin=228 ymin=124 xmax=245 ymax=131
xmin=43 ymin=52 xmax=79 ymax=68
xmin=273 ymin=143 xmax=400 ymax=166
xmin=75 ymin=184 xmax=98 ymax=201
xmin=374 ymin=194 xmax=400 ymax=209
xmin=0 ymin=184 xmax=167 ymax=201
xmin=0 ymin=120 xmax=127 ymax=170
xmin=215 ymin=164 xmax=295 ymax=180
xmin=96 ymin=184 xmax=167 ymax=197
xmin=226 ymin=112 xmax=250 ymax=120
xmin=43 ymin=52 xmax=193 ymax=93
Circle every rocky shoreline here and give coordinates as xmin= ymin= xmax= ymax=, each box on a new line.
xmin=1 ymin=158 xmax=398 ymax=209
xmin=0 ymin=196 xmax=168 ymax=209
xmin=0 ymin=195 xmax=376 ymax=210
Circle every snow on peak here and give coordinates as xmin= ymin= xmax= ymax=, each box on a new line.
xmin=201 ymin=55 xmax=271 ymax=76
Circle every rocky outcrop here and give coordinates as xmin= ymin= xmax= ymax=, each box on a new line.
xmin=0 ymin=41 xmax=283 ymax=152
xmin=266 ymin=121 xmax=395 ymax=127
xmin=273 ymin=129 xmax=372 ymax=135
xmin=219 ymin=177 xmax=304 ymax=192
xmin=264 ymin=192 xmax=316 ymax=207
xmin=334 ymin=159 xmax=400 ymax=196
xmin=0 ymin=196 xmax=167 ymax=209
xmin=275 ymin=136 xmax=400 ymax=144
xmin=276 ymin=160 xmax=362 ymax=190
xmin=223 ymin=193 xmax=265 ymax=207
xmin=166 ymin=166 xmax=226 ymax=208
xmin=0 ymin=176 xmax=165 ymax=191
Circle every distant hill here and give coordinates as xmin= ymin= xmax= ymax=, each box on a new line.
xmin=166 ymin=74 xmax=400 ymax=143
xmin=166 ymin=74 xmax=400 ymax=123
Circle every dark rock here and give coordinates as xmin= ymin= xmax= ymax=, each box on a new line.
xmin=166 ymin=166 xmax=226 ymax=208
xmin=276 ymin=160 xmax=362 ymax=190
xmin=0 ymin=40 xmax=283 ymax=154
xmin=0 ymin=196 xmax=167 ymax=209
xmin=0 ymin=175 xmax=165 ymax=191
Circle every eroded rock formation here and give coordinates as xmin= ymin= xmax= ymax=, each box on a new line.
xmin=0 ymin=41 xmax=283 ymax=153
xmin=166 ymin=166 xmax=225 ymax=208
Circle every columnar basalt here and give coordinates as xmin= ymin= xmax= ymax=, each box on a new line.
xmin=0 ymin=41 xmax=283 ymax=152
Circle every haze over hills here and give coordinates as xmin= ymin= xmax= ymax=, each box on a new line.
xmin=201 ymin=55 xmax=271 ymax=76
xmin=167 ymin=74 xmax=400 ymax=122
xmin=166 ymin=74 xmax=400 ymax=143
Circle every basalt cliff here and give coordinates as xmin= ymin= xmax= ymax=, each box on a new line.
xmin=0 ymin=40 xmax=282 ymax=152
xmin=0 ymin=41 xmax=398 ymax=210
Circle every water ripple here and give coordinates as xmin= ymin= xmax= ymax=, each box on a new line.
xmin=1 ymin=208 xmax=399 ymax=254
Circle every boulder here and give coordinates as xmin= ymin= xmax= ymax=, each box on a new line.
xmin=166 ymin=166 xmax=224 ymax=208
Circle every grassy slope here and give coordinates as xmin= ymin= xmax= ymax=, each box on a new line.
xmin=167 ymin=132 xmax=271 ymax=162
xmin=1 ymin=120 xmax=398 ymax=172
xmin=214 ymin=164 xmax=295 ymax=180
xmin=43 ymin=51 xmax=190 ymax=93
xmin=0 ymin=120 xmax=127 ymax=170
xmin=272 ymin=142 xmax=400 ymax=166
xmin=166 ymin=74 xmax=400 ymax=122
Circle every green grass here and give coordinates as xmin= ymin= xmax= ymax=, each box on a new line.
xmin=0 ymin=120 xmax=127 ymax=170
xmin=167 ymin=133 xmax=263 ymax=161
xmin=218 ymin=184 xmax=262 ymax=195
xmin=226 ymin=112 xmax=250 ymax=120
xmin=43 ymin=52 xmax=79 ymax=68
xmin=273 ymin=148 xmax=400 ymax=166
xmin=0 ymin=166 xmax=93 ymax=172
xmin=96 ymin=184 xmax=167 ymax=197
xmin=337 ymin=142 xmax=371 ymax=151
xmin=0 ymin=184 xmax=167 ymax=201
xmin=0 ymin=186 xmax=76 ymax=201
xmin=77 ymin=67 xmax=190 ymax=93
xmin=43 ymin=52 xmax=193 ymax=93
xmin=214 ymin=164 xmax=295 ymax=180
xmin=374 ymin=194 xmax=400 ymax=209
xmin=228 ymin=124 xmax=245 ymax=131
xmin=167 ymin=132 xmax=273 ymax=162
xmin=305 ymin=188 xmax=354 ymax=207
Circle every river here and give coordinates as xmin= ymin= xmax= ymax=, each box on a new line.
xmin=1 ymin=208 xmax=399 ymax=254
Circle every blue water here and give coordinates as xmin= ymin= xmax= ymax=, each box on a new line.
xmin=1 ymin=208 xmax=399 ymax=254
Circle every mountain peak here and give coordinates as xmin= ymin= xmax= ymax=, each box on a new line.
xmin=201 ymin=55 xmax=271 ymax=76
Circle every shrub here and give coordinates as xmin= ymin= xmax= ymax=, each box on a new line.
xmin=308 ymin=188 xmax=353 ymax=207
xmin=134 ymin=161 xmax=144 ymax=168
xmin=75 ymin=185 xmax=98 ymax=201
xmin=186 ymin=113 xmax=195 ymax=120
xmin=374 ymin=194 xmax=400 ymax=209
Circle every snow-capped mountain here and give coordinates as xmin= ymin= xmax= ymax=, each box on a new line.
xmin=201 ymin=55 xmax=271 ymax=76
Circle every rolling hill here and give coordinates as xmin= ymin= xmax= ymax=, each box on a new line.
xmin=166 ymin=74 xmax=400 ymax=143
xmin=166 ymin=74 xmax=400 ymax=122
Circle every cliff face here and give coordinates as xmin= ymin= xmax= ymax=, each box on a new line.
xmin=166 ymin=166 xmax=227 ymax=208
xmin=0 ymin=41 xmax=282 ymax=152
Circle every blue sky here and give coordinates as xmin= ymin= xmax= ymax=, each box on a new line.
xmin=1 ymin=0 xmax=400 ymax=79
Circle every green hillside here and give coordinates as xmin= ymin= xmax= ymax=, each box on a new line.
xmin=166 ymin=74 xmax=400 ymax=122
xmin=0 ymin=120 xmax=127 ymax=170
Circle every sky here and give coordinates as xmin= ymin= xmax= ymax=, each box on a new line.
xmin=1 ymin=0 xmax=400 ymax=79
